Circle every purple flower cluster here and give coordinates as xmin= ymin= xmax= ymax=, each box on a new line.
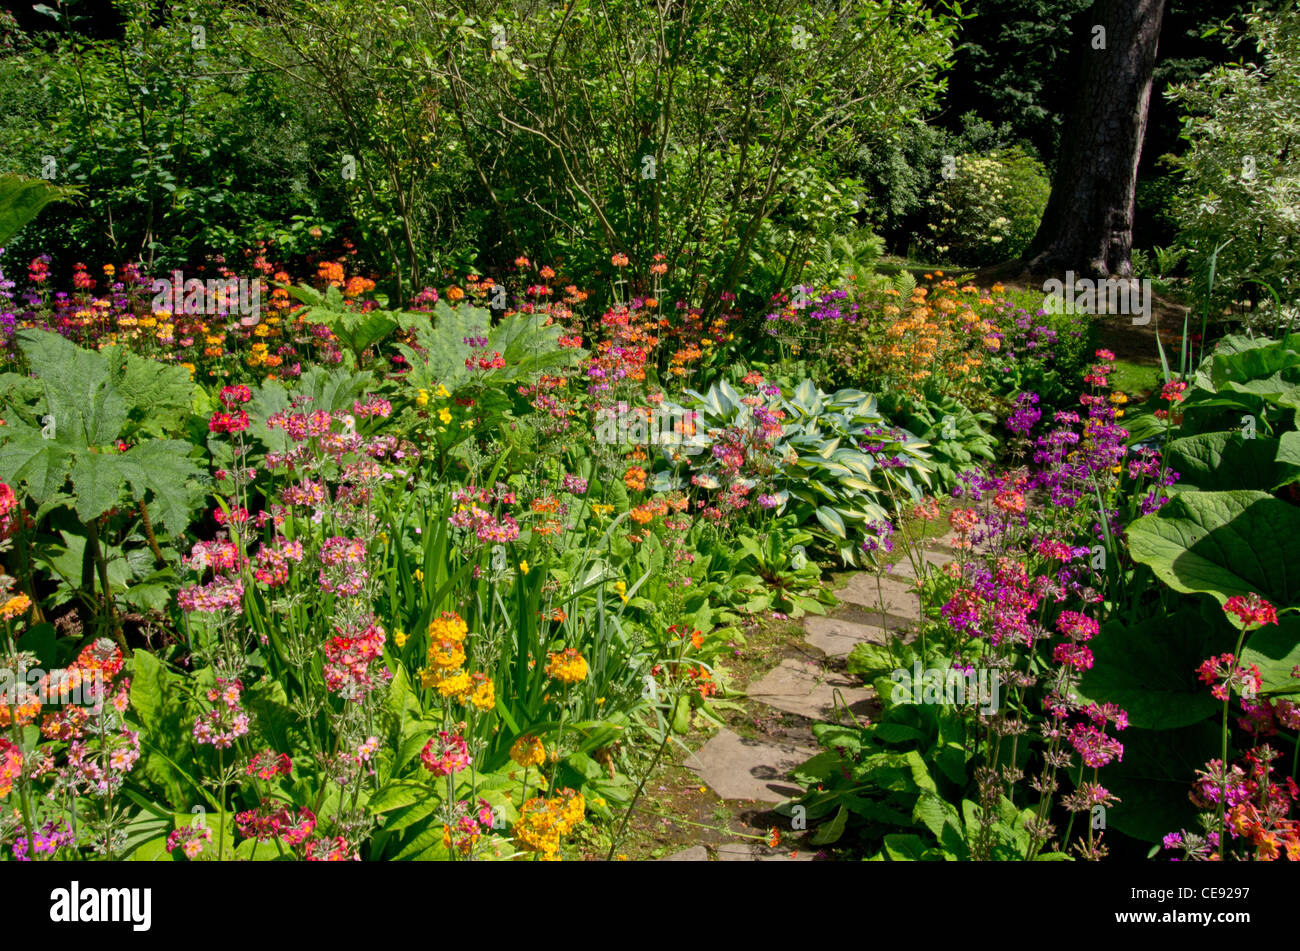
xmin=860 ymin=519 xmax=895 ymax=555
xmin=1006 ymin=392 xmax=1041 ymax=435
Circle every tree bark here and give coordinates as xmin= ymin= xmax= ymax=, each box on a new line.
xmin=1024 ymin=0 xmax=1167 ymax=278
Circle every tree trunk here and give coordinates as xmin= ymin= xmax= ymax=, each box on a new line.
xmin=1024 ymin=0 xmax=1167 ymax=278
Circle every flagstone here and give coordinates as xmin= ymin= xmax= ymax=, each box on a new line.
xmin=660 ymin=845 xmax=709 ymax=861
xmin=746 ymin=658 xmax=874 ymax=720
xmin=833 ymin=571 xmax=922 ymax=619
xmin=687 ymin=729 xmax=815 ymax=804
xmin=890 ymin=548 xmax=956 ymax=580
xmin=714 ymin=842 xmax=814 ymax=861
xmin=803 ymin=611 xmax=911 ymax=657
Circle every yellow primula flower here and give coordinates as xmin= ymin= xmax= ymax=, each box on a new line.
xmin=421 ymin=667 xmax=472 ymax=700
xmin=466 ymin=672 xmax=495 ymax=711
xmin=1 ymin=594 xmax=32 ymax=620
xmin=428 ymin=612 xmax=469 ymax=643
xmin=554 ymin=788 xmax=585 ymax=834
xmin=545 ymin=648 xmax=588 ymax=684
xmin=510 ymin=734 xmax=546 ymax=769
xmin=427 ymin=639 xmax=466 ymax=671
xmin=438 ymin=407 xmax=452 ymax=425
xmin=514 ymin=798 xmax=563 ymax=858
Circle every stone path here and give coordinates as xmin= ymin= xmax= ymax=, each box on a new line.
xmin=661 ymin=530 xmax=961 ymax=860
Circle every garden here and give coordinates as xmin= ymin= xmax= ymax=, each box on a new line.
xmin=0 ymin=0 xmax=1298 ymax=873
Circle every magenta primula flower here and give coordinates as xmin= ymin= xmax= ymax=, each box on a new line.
xmin=321 ymin=622 xmax=388 ymax=699
xmin=1067 ymin=723 xmax=1124 ymax=768
xmin=1053 ymin=642 xmax=1094 ymax=670
xmin=1055 ymin=611 xmax=1098 ymax=642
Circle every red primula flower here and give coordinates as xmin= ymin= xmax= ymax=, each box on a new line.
xmin=1224 ymin=593 xmax=1278 ymax=629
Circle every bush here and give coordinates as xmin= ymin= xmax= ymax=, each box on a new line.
xmin=846 ymin=111 xmax=1022 ymax=254
xmin=915 ymin=147 xmax=1051 ymax=267
xmin=1164 ymin=4 xmax=1300 ymax=313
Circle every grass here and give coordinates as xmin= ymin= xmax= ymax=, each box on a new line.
xmin=1109 ymin=359 xmax=1161 ymax=398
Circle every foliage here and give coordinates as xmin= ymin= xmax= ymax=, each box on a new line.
xmin=0 ymin=173 xmax=81 ymax=248
xmin=0 ymin=0 xmax=329 ymax=274
xmin=0 ymin=329 xmax=206 ymax=534
xmin=655 ymin=376 xmax=932 ymax=564
xmin=816 ymin=275 xmax=1003 ymax=410
xmin=876 ymin=389 xmax=998 ymax=492
xmin=914 ymin=147 xmax=1051 ymax=267
xmin=1165 ymin=4 xmax=1300 ymax=312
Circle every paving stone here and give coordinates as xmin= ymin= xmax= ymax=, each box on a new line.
xmin=833 ymin=572 xmax=922 ymax=619
xmin=660 ymin=845 xmax=709 ymax=861
xmin=687 ymin=729 xmax=815 ymax=804
xmin=803 ymin=612 xmax=910 ymax=657
xmin=747 ymin=658 xmax=875 ymax=719
xmin=890 ymin=548 xmax=956 ymax=580
xmin=715 ymin=842 xmax=813 ymax=862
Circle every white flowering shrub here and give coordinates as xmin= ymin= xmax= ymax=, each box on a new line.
xmin=914 ymin=147 xmax=1050 ymax=267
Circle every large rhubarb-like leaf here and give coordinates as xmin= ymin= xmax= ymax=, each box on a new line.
xmin=1076 ymin=605 xmax=1237 ymax=730
xmin=0 ymin=173 xmax=80 ymax=247
xmin=1164 ymin=430 xmax=1300 ymax=491
xmin=1127 ymin=490 xmax=1300 ymax=608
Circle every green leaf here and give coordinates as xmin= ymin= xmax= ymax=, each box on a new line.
xmin=814 ymin=505 xmax=847 ymax=539
xmin=129 ymin=650 xmax=169 ymax=735
xmin=296 ymin=365 xmax=377 ymax=413
xmin=671 ymin=694 xmax=692 ymax=733
xmin=0 ymin=432 xmax=71 ymax=504
xmin=874 ymin=723 xmax=927 ymax=744
xmin=16 ymin=329 xmax=127 ymax=448
xmin=0 ymin=173 xmax=81 ymax=247
xmin=846 ymin=642 xmax=900 ymax=680
xmin=1242 ymin=618 xmax=1300 ymax=696
xmin=1102 ymin=721 xmax=1224 ymax=843
xmin=1127 ymin=490 xmax=1300 ymax=608
xmin=1164 ymin=431 xmax=1300 ymax=491
xmin=913 ymin=791 xmax=963 ymax=850
xmin=69 ymin=452 xmax=128 ymax=523
xmin=880 ymin=833 xmax=937 ymax=861
xmin=119 ymin=439 xmax=209 ymax=536
xmin=100 ymin=345 xmax=197 ymax=435
xmin=809 ymin=804 xmax=849 ymax=845
xmin=369 ymin=781 xmax=436 ymax=814
xmin=1210 ymin=339 xmax=1300 ymax=391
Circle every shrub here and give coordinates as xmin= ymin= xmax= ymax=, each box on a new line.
xmin=915 ymin=147 xmax=1051 ymax=267
xmin=1164 ymin=5 xmax=1300 ymax=314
